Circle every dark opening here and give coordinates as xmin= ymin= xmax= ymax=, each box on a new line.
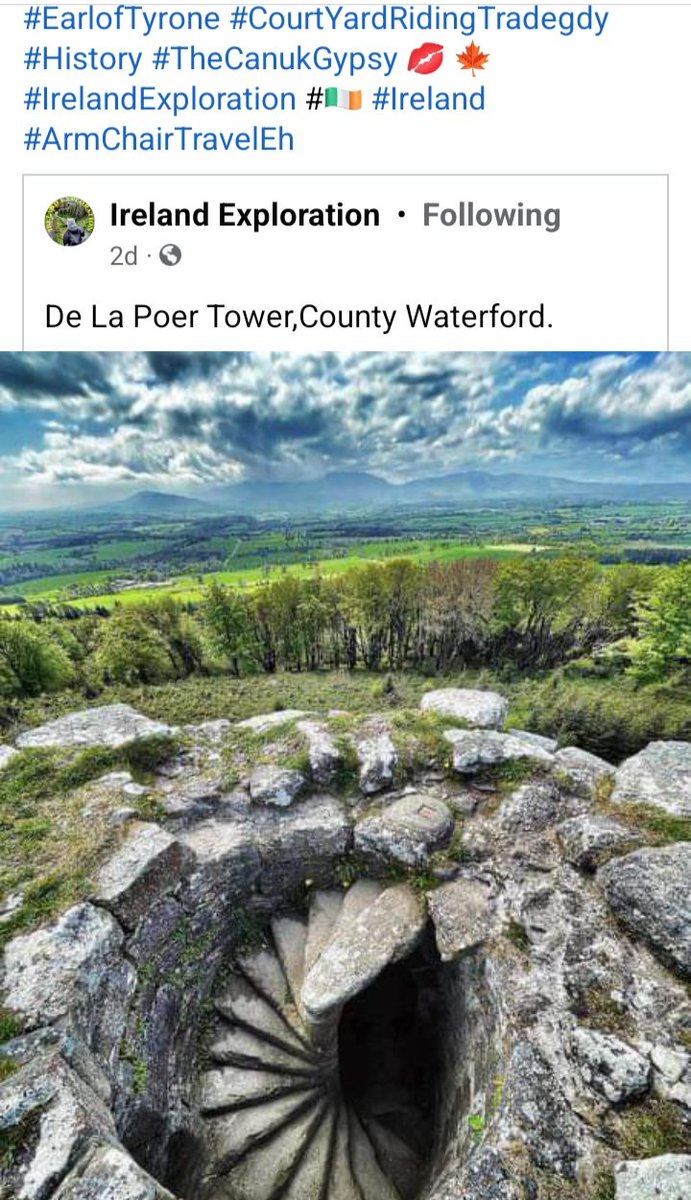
xmin=338 ymin=937 xmax=444 ymax=1199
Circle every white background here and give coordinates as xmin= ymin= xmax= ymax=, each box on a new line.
xmin=1 ymin=2 xmax=689 ymax=349
xmin=23 ymin=173 xmax=668 ymax=349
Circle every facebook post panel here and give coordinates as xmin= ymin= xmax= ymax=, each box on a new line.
xmin=1 ymin=3 xmax=689 ymax=349
xmin=1 ymin=8 xmax=691 ymax=1200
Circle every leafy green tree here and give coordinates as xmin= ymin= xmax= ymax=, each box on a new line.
xmin=0 ymin=620 xmax=74 ymax=697
xmin=140 ymin=597 xmax=206 ymax=676
xmin=493 ymin=555 xmax=600 ymax=668
xmin=94 ymin=608 xmax=174 ymax=685
xmin=201 ymin=581 xmax=253 ymax=676
xmin=628 ymin=563 xmax=691 ymax=681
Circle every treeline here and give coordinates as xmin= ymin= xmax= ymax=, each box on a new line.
xmin=0 ymin=556 xmax=689 ymax=700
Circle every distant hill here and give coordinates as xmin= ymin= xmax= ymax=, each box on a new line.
xmin=204 ymin=470 xmax=691 ymax=513
xmin=112 ymin=490 xmax=213 ymax=515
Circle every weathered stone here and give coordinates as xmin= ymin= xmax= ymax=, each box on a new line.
xmin=499 ymin=779 xmax=579 ymax=834
xmin=354 ymin=793 xmax=454 ymax=868
xmin=0 ymin=1053 xmax=116 ymax=1200
xmin=615 ymin=1154 xmax=691 ymax=1200
xmin=557 ymin=814 xmax=643 ymax=871
xmin=427 ymin=877 xmax=496 ymax=961
xmin=93 ymin=824 xmax=192 ymax=930
xmin=16 ymin=705 xmax=173 ymax=751
xmin=507 ymin=729 xmax=558 ymax=754
xmin=125 ymin=896 xmax=184 ymax=966
xmin=252 ymin=795 xmax=351 ymax=896
xmin=178 ymin=820 xmax=261 ymax=915
xmin=612 ymin=741 xmax=691 ymax=817
xmin=184 ymin=718 xmax=233 ymax=742
xmin=0 ymin=744 xmax=17 ymax=771
xmin=598 ymin=844 xmax=691 ymax=977
xmin=461 ymin=1147 xmax=522 ymax=1200
xmin=235 ymin=710 xmax=307 ymax=734
xmin=553 ymin=746 xmax=615 ymax=798
xmin=444 ymin=729 xmax=554 ymax=774
xmin=421 ymin=687 xmax=508 ymax=730
xmin=571 ymin=1026 xmax=650 ymax=1104
xmin=1 ymin=904 xmax=130 ymax=1037
xmin=52 ymin=1144 xmax=177 ymax=1200
xmin=0 ymin=1029 xmax=112 ymax=1105
xmin=301 ymin=884 xmax=426 ymax=1018
xmin=297 ymin=721 xmax=342 ymax=786
xmin=650 ymin=1043 xmax=687 ymax=1085
xmin=249 ymin=765 xmax=306 ymax=808
xmin=356 ymin=733 xmax=397 ymax=794
xmin=500 ymin=1040 xmax=585 ymax=1178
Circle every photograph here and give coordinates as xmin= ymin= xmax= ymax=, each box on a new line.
xmin=0 ymin=350 xmax=689 ymax=1200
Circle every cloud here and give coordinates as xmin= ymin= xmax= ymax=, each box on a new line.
xmin=0 ymin=352 xmax=689 ymax=502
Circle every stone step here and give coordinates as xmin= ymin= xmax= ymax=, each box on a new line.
xmin=301 ymin=885 xmax=426 ymax=1020
xmin=340 ymin=880 xmax=386 ymax=925
xmin=271 ymin=914 xmax=310 ymax=1011
xmin=199 ymin=1064 xmax=314 ymax=1115
xmin=279 ymin=1099 xmax=337 ymax=1200
xmin=208 ymin=1097 xmax=328 ymax=1200
xmin=304 ymin=890 xmax=346 ymax=975
xmin=328 ymin=1103 xmax=365 ymax=1200
xmin=208 ymin=1022 xmax=320 ymax=1076
xmin=236 ymin=947 xmax=309 ymax=1043
xmin=215 ymin=974 xmax=310 ymax=1057
xmin=348 ymin=1110 xmax=402 ymax=1200
xmin=357 ymin=1088 xmax=427 ymax=1161
xmin=203 ymin=1089 xmax=323 ymax=1178
xmin=361 ymin=1116 xmax=422 ymax=1200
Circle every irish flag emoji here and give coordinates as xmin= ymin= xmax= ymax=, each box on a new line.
xmin=325 ymin=88 xmax=362 ymax=110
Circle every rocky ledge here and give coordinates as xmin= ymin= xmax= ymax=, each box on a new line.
xmin=0 ymin=688 xmax=689 ymax=1200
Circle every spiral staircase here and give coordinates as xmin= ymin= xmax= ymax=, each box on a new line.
xmin=197 ymin=881 xmax=433 ymax=1200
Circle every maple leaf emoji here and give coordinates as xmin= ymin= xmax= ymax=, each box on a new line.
xmin=457 ymin=42 xmax=490 ymax=77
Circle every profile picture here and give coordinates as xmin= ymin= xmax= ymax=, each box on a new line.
xmin=45 ymin=197 xmax=95 ymax=247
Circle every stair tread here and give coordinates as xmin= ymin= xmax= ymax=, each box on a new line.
xmin=304 ymin=890 xmax=346 ymax=974
xmin=279 ymin=1101 xmax=337 ymax=1200
xmin=349 ymin=1110 xmax=402 ymax=1200
xmin=199 ymin=1064 xmax=314 ymax=1114
xmin=207 ymin=1097 xmax=327 ymax=1200
xmin=340 ymin=880 xmax=385 ymax=924
xmin=302 ymin=885 xmax=426 ymax=1020
xmin=328 ymin=1103 xmax=364 ymax=1200
xmin=271 ymin=914 xmax=309 ymax=1011
xmin=216 ymin=970 xmax=308 ymax=1053
xmin=236 ymin=946 xmax=308 ymax=1041
xmin=361 ymin=1115 xmax=422 ymax=1200
xmin=209 ymin=1023 xmax=319 ymax=1075
xmin=203 ymin=1089 xmax=322 ymax=1176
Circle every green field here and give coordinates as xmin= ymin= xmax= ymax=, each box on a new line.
xmin=4 ymin=541 xmax=537 ymax=612
xmin=0 ymin=498 xmax=688 ymax=614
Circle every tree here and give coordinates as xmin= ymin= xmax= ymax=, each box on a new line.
xmin=493 ymin=555 xmax=600 ymax=669
xmin=94 ymin=609 xmax=174 ymax=685
xmin=0 ymin=620 xmax=74 ymax=696
xmin=628 ymin=563 xmax=691 ymax=681
xmin=201 ymin=581 xmax=253 ymax=676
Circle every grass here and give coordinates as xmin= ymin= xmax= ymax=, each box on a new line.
xmin=0 ymin=735 xmax=179 ymax=947
xmin=504 ymin=918 xmax=531 ymax=955
xmin=572 ymin=984 xmax=636 ymax=1039
xmin=612 ymin=1097 xmax=687 ymax=1158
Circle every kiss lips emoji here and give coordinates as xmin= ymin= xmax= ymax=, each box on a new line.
xmin=408 ymin=43 xmax=444 ymax=74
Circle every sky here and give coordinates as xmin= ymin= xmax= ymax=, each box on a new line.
xmin=0 ymin=351 xmax=689 ymax=510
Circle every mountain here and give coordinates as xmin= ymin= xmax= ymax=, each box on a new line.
xmin=202 ymin=470 xmax=690 ymax=513
xmin=204 ymin=472 xmax=394 ymax=512
xmin=112 ymin=491 xmax=213 ymax=515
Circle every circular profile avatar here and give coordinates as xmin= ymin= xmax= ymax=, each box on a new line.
xmin=45 ymin=197 xmax=95 ymax=247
